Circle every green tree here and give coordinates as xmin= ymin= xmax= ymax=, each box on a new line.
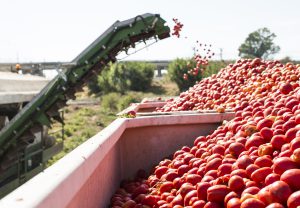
xmin=89 ymin=61 xmax=155 ymax=94
xmin=168 ymin=58 xmax=201 ymax=91
xmin=238 ymin=27 xmax=280 ymax=59
xmin=280 ymin=56 xmax=292 ymax=64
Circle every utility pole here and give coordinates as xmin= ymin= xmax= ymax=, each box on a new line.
xmin=219 ymin=48 xmax=223 ymax=61
xmin=192 ymin=47 xmax=196 ymax=56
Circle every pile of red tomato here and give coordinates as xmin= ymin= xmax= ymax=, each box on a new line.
xmin=110 ymin=59 xmax=300 ymax=208
xmin=157 ymin=59 xmax=299 ymax=112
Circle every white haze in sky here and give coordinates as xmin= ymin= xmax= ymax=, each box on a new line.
xmin=0 ymin=0 xmax=299 ymax=63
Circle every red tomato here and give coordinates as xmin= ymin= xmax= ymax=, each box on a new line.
xmin=260 ymin=127 xmax=274 ymax=141
xmin=265 ymin=173 xmax=280 ymax=185
xmin=231 ymin=169 xmax=248 ymax=178
xmin=268 ymin=181 xmax=292 ymax=204
xmin=258 ymin=143 xmax=274 ymax=156
xmin=142 ymin=195 xmax=159 ymax=206
xmin=287 ymin=190 xmax=300 ymax=208
xmin=229 ymin=142 xmax=246 ymax=157
xmin=203 ymin=201 xmax=222 ymax=208
xmin=270 ymin=135 xmax=286 ymax=150
xmin=251 ymin=167 xmax=272 ymax=183
xmin=236 ymin=155 xmax=253 ymax=169
xmin=205 ymin=158 xmax=222 ymax=172
xmin=224 ymin=191 xmax=240 ymax=205
xmin=257 ymin=186 xmax=273 ymax=205
xmin=122 ymin=200 xmax=136 ymax=208
xmin=155 ymin=166 xmax=168 ymax=179
xmin=186 ymin=174 xmax=202 ymax=185
xmin=192 ymin=200 xmax=206 ymax=208
xmin=291 ymin=137 xmax=300 ymax=150
xmin=207 ymin=185 xmax=230 ymax=203
xmin=242 ymin=187 xmax=260 ymax=196
xmin=171 ymin=194 xmax=184 ymax=206
xmin=178 ymin=183 xmax=195 ymax=197
xmin=257 ymin=118 xmax=273 ymax=130
xmin=241 ymin=198 xmax=265 ymax=208
xmin=178 ymin=164 xmax=190 ymax=176
xmin=254 ymin=155 xmax=273 ymax=167
xmin=246 ymin=164 xmax=260 ymax=177
xmin=273 ymin=157 xmax=298 ymax=175
xmin=280 ymin=169 xmax=300 ymax=191
xmin=218 ymin=163 xmax=232 ymax=176
xmin=228 ymin=175 xmax=245 ymax=191
xmin=245 ymin=135 xmax=265 ymax=150
xmin=159 ymin=181 xmax=174 ymax=193
xmin=197 ymin=182 xmax=210 ymax=201
xmin=184 ymin=190 xmax=197 ymax=206
xmin=291 ymin=148 xmax=300 ymax=164
xmin=265 ymin=203 xmax=285 ymax=208
xmin=227 ymin=198 xmax=242 ymax=208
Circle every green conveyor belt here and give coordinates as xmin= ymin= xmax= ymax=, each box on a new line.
xmin=0 ymin=13 xmax=170 ymax=196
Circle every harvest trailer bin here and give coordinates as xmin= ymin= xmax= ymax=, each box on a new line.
xmin=0 ymin=112 xmax=234 ymax=208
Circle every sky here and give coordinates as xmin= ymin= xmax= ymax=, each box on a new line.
xmin=0 ymin=0 xmax=299 ymax=63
